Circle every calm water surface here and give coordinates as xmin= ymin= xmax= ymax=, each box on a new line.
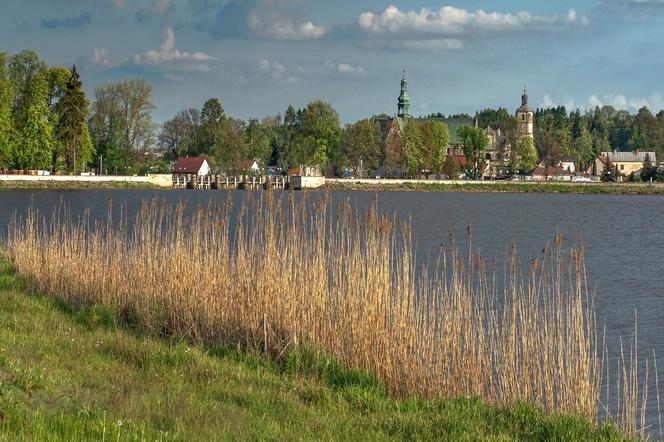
xmin=0 ymin=189 xmax=662 ymax=428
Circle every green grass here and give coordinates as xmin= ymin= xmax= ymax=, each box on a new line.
xmin=0 ymin=181 xmax=161 ymax=190
xmin=326 ymin=180 xmax=664 ymax=195
xmin=0 ymin=260 xmax=628 ymax=441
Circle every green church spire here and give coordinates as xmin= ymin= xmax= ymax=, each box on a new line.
xmin=397 ymin=69 xmax=410 ymax=118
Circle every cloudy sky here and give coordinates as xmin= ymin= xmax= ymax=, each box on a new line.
xmin=3 ymin=0 xmax=664 ymax=123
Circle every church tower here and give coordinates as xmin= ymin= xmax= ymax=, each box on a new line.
xmin=516 ymin=87 xmax=534 ymax=143
xmin=397 ymin=70 xmax=410 ymax=118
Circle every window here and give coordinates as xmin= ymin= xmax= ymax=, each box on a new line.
xmin=522 ymin=115 xmax=526 ymax=121
xmin=486 ymin=153 xmax=492 ymax=160
xmin=620 ymin=165 xmax=625 ymax=171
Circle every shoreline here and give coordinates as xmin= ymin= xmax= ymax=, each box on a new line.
xmin=324 ymin=179 xmax=664 ymax=195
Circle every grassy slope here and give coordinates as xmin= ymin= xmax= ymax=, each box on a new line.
xmin=0 ymin=261 xmax=627 ymax=441
xmin=325 ymin=180 xmax=664 ymax=195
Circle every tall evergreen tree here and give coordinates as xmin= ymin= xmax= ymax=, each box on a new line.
xmin=55 ymin=66 xmax=93 ymax=172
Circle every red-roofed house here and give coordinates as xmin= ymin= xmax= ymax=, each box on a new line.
xmin=172 ymin=157 xmax=210 ymax=177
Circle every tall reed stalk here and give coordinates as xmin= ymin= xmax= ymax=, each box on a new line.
xmin=4 ymin=193 xmax=658 ymax=437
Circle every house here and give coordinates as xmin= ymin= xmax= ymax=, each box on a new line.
xmin=232 ymin=160 xmax=261 ymax=175
xmin=595 ymin=150 xmax=656 ymax=177
xmin=560 ymin=155 xmax=576 ymax=173
xmin=530 ymin=166 xmax=574 ymax=181
xmin=172 ymin=157 xmax=210 ymax=178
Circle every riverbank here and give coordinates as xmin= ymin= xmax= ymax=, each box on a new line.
xmin=325 ymin=179 xmax=664 ymax=195
xmin=0 ymin=260 xmax=626 ymax=441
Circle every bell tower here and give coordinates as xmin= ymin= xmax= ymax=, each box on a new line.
xmin=516 ymin=86 xmax=534 ymax=142
xmin=397 ymin=70 xmax=410 ymax=118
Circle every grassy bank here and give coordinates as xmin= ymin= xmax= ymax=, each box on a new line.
xmin=325 ymin=180 xmax=664 ymax=195
xmin=4 ymin=195 xmax=657 ymax=438
xmin=0 ymin=260 xmax=628 ymax=441
xmin=0 ymin=180 xmax=161 ymax=190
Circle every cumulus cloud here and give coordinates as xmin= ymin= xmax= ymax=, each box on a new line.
xmin=248 ymin=0 xmax=325 ymax=40
xmin=325 ymin=60 xmax=367 ymax=76
xmin=259 ymin=59 xmax=299 ymax=84
xmin=358 ymin=5 xmax=586 ymax=35
xmin=586 ymin=93 xmax=664 ymax=111
xmin=539 ymin=94 xmax=576 ymax=109
xmin=90 ymin=48 xmax=112 ymax=67
xmin=41 ymin=12 xmax=92 ymax=29
xmin=134 ymin=27 xmax=216 ymax=65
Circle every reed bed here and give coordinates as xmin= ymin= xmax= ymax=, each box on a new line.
xmin=4 ymin=193 xmax=657 ymax=437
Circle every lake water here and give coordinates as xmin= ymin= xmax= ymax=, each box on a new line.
xmin=1 ymin=189 xmax=662 ymax=430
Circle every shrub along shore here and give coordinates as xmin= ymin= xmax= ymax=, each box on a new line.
xmin=325 ymin=179 xmax=664 ymax=195
xmin=0 ymin=260 xmax=628 ymax=441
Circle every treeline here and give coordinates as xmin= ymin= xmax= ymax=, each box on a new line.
xmin=475 ymin=105 xmax=664 ymax=170
xmin=3 ymin=49 xmax=664 ymax=176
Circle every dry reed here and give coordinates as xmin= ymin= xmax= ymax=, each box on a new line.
xmin=4 ymin=193 xmax=658 ymax=437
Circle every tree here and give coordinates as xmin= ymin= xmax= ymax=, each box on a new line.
xmin=573 ymin=124 xmax=594 ymax=172
xmin=457 ymin=125 xmax=488 ymax=179
xmin=292 ymin=100 xmax=341 ymax=169
xmin=14 ymin=70 xmax=52 ymax=170
xmin=8 ymin=50 xmax=47 ymax=125
xmin=641 ymin=153 xmax=658 ymax=182
xmin=340 ymin=118 xmax=382 ymax=175
xmin=245 ymin=119 xmax=271 ymax=165
xmin=90 ymin=80 xmax=156 ymax=174
xmin=441 ymin=155 xmax=460 ymax=179
xmin=601 ymin=156 xmax=616 ymax=182
xmin=512 ymin=137 xmax=537 ymax=174
xmin=383 ymin=119 xmax=405 ymax=177
xmin=54 ymin=66 xmax=93 ymax=173
xmin=420 ymin=120 xmax=449 ymax=174
xmin=158 ymin=108 xmax=202 ymax=161
xmin=0 ymin=53 xmax=13 ymax=168
xmin=403 ymin=121 xmax=424 ymax=177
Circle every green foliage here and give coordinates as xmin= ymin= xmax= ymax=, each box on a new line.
xmin=420 ymin=120 xmax=449 ymax=174
xmin=403 ymin=121 xmax=424 ymax=176
xmin=513 ymin=137 xmax=538 ymax=174
xmin=457 ymin=125 xmax=488 ymax=179
xmin=54 ymin=66 xmax=93 ymax=173
xmin=341 ymin=118 xmax=382 ymax=174
xmin=292 ymin=100 xmax=341 ymax=169
xmin=0 ymin=53 xmax=14 ymax=168
xmin=245 ymin=118 xmax=272 ymax=166
xmin=14 ymin=71 xmax=52 ymax=170
xmin=90 ymin=79 xmax=155 ymax=175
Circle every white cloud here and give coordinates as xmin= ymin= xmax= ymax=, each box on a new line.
xmin=90 ymin=48 xmax=111 ymax=67
xmin=259 ymin=59 xmax=299 ymax=84
xmin=134 ymin=27 xmax=217 ymax=67
xmin=539 ymin=94 xmax=576 ymax=109
xmin=358 ymin=5 xmax=587 ymax=35
xmin=586 ymin=93 xmax=664 ymax=111
xmin=249 ymin=14 xmax=325 ymax=40
xmin=325 ymin=60 xmax=367 ymax=76
xmin=246 ymin=0 xmax=325 ymax=40
xmin=399 ymin=39 xmax=463 ymax=51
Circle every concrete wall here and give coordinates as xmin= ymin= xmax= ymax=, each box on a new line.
xmin=0 ymin=174 xmax=173 ymax=188
xmin=290 ymin=176 xmax=326 ymax=189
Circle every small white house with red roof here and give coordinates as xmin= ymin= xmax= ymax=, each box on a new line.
xmin=172 ymin=157 xmax=210 ymax=178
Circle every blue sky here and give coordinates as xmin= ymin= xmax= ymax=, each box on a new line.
xmin=3 ymin=0 xmax=664 ymax=123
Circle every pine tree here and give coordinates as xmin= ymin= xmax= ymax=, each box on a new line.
xmin=601 ymin=155 xmax=616 ymax=182
xmin=641 ymin=153 xmax=656 ymax=182
xmin=55 ymin=66 xmax=93 ymax=173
